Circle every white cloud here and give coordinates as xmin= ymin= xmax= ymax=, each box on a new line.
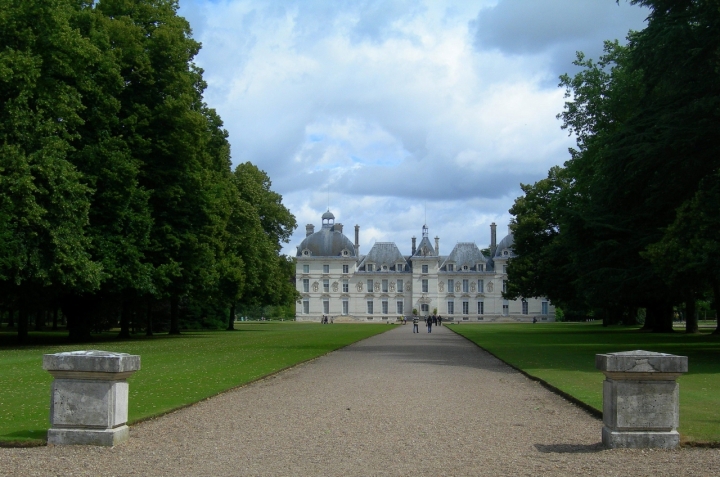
xmin=178 ymin=0 xmax=648 ymax=256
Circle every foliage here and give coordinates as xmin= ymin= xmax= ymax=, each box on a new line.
xmin=0 ymin=0 xmax=297 ymax=341
xmin=451 ymin=322 xmax=720 ymax=443
xmin=507 ymin=0 xmax=720 ymax=332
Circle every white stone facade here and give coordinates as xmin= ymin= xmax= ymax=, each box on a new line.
xmin=295 ymin=212 xmax=555 ymax=323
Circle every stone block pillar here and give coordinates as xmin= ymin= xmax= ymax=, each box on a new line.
xmin=595 ymin=350 xmax=687 ymax=449
xmin=43 ymin=350 xmax=141 ymax=446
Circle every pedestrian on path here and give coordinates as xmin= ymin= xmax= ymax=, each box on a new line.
xmin=438 ymin=315 xmax=442 ymax=326
xmin=426 ymin=315 xmax=432 ymax=333
xmin=412 ymin=316 xmax=419 ymax=333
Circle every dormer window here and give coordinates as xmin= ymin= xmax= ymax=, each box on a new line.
xmin=397 ymin=263 xmax=404 ymax=271
xmin=448 ymin=264 xmax=454 ymax=272
xmin=382 ymin=265 xmax=388 ymax=271
xmin=503 ymin=250 xmax=509 ymax=256
xmin=342 ymin=249 xmax=349 ymax=257
xmin=367 ymin=264 xmax=374 ymax=272
xmin=462 ymin=265 xmax=469 ymax=271
xmin=302 ymin=249 xmax=311 ymax=256
xmin=478 ymin=263 xmax=484 ymax=272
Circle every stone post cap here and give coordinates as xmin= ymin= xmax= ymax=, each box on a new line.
xmin=43 ymin=350 xmax=141 ymax=374
xmin=595 ymin=350 xmax=687 ymax=374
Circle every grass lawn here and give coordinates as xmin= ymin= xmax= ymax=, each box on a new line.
xmin=448 ymin=322 xmax=720 ymax=444
xmin=0 ymin=322 xmax=389 ymax=445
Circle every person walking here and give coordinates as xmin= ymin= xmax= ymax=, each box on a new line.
xmin=438 ymin=315 xmax=442 ymax=326
xmin=426 ymin=315 xmax=432 ymax=333
xmin=412 ymin=315 xmax=419 ymax=333
xmin=432 ymin=315 xmax=437 ymax=326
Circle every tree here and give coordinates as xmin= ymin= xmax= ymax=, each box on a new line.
xmin=0 ymin=0 xmax=104 ymax=341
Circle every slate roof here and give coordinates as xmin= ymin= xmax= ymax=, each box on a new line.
xmin=358 ymin=242 xmax=407 ymax=271
xmin=441 ymin=242 xmax=487 ymax=271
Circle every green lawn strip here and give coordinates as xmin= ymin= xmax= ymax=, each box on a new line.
xmin=0 ymin=323 xmax=389 ymax=445
xmin=448 ymin=322 xmax=720 ymax=444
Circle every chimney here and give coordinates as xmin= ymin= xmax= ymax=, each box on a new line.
xmin=490 ymin=222 xmax=497 ymax=256
xmin=412 ymin=236 xmax=417 ymax=255
xmin=354 ymin=225 xmax=360 ymax=256
xmin=306 ymin=224 xmax=315 ymax=237
xmin=334 ymin=223 xmax=343 ymax=233
xmin=434 ymin=236 xmax=439 ymax=256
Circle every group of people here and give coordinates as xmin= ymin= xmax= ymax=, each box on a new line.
xmin=412 ymin=314 xmax=442 ymax=333
xmin=321 ymin=315 xmax=333 ymax=324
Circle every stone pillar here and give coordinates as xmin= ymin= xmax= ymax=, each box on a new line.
xmin=595 ymin=350 xmax=687 ymax=449
xmin=43 ymin=350 xmax=141 ymax=446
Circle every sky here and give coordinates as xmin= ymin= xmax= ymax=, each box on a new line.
xmin=178 ymin=0 xmax=649 ymax=257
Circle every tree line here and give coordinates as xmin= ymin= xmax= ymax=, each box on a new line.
xmin=0 ymin=0 xmax=297 ymax=342
xmin=504 ymin=0 xmax=720 ymax=333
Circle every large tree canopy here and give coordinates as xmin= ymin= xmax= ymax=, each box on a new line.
xmin=0 ymin=0 xmax=296 ymax=341
xmin=506 ymin=0 xmax=720 ymax=332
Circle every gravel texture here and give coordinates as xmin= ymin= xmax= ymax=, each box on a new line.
xmin=2 ymin=324 xmax=719 ymax=476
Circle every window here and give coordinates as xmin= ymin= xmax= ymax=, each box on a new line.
xmin=367 ymin=301 xmax=373 ymax=314
xmin=397 ymin=301 xmax=404 ymax=314
xmin=477 ymin=301 xmax=484 ymax=314
xmin=323 ymin=279 xmax=329 ymax=293
xmin=462 ymin=279 xmax=469 ymax=293
xmin=422 ymin=264 xmax=428 ymax=273
xmin=343 ymin=279 xmax=349 ymax=293
xmin=478 ymin=263 xmax=484 ymax=272
xmin=382 ymin=300 xmax=388 ymax=314
xmin=323 ymin=264 xmax=330 ymax=274
xmin=503 ymin=300 xmax=509 ymax=315
xmin=342 ymin=300 xmax=349 ymax=315
xmin=303 ymin=264 xmax=309 ymax=274
xmin=422 ymin=279 xmax=428 ymax=293
xmin=447 ymin=301 xmax=455 ymax=315
xmin=478 ymin=279 xmax=484 ymax=293
xmin=323 ymin=300 xmax=329 ymax=314
xmin=448 ymin=264 xmax=454 ymax=271
xmin=342 ymin=264 xmax=349 ymax=274
xmin=503 ymin=280 xmax=508 ymax=293
xmin=303 ymin=300 xmax=309 ymax=314
xmin=447 ymin=279 xmax=454 ymax=293
xmin=397 ymin=279 xmax=404 ymax=292
xmin=522 ymin=300 xmax=528 ymax=315
xmin=421 ymin=304 xmax=429 ymax=313
xmin=367 ymin=279 xmax=373 ymax=292
xmin=463 ymin=265 xmax=468 ymax=271
xmin=303 ymin=279 xmax=309 ymax=293
xmin=397 ymin=263 xmax=404 ymax=271
xmin=382 ymin=279 xmax=388 ymax=293
xmin=462 ymin=301 xmax=469 ymax=315
xmin=503 ymin=265 xmax=507 ymax=274
xmin=542 ymin=301 xmax=548 ymax=315
xmin=382 ymin=265 xmax=388 ymax=271
xmin=367 ymin=264 xmax=374 ymax=272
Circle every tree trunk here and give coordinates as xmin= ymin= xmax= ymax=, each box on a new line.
xmin=685 ymin=295 xmax=698 ymax=334
xmin=146 ymin=298 xmax=153 ymax=336
xmin=640 ymin=306 xmax=655 ymax=331
xmin=118 ymin=298 xmax=131 ymax=339
xmin=650 ymin=302 xmax=674 ymax=333
xmin=18 ymin=307 xmax=28 ymax=343
xmin=7 ymin=309 xmax=14 ymax=328
xmin=169 ymin=296 xmax=180 ymax=335
xmin=712 ymin=280 xmax=720 ymax=335
xmin=227 ymin=303 xmax=236 ymax=331
xmin=52 ymin=307 xmax=58 ymax=331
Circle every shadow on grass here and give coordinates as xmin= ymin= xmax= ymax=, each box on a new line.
xmin=0 ymin=429 xmax=47 ymax=447
xmin=534 ymin=443 xmax=604 ymax=453
xmin=0 ymin=329 xmax=271 ymax=350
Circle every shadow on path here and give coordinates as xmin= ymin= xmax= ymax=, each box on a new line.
xmin=534 ymin=443 xmax=605 ymax=453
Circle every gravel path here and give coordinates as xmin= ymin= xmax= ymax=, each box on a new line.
xmin=2 ymin=324 xmax=719 ymax=476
